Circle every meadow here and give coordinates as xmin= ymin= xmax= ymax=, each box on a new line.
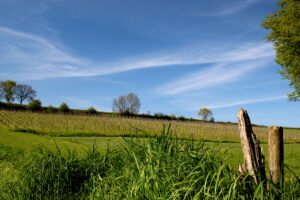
xmin=0 ymin=110 xmax=300 ymax=199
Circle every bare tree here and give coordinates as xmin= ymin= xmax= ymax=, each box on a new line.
xmin=126 ymin=93 xmax=141 ymax=114
xmin=14 ymin=84 xmax=37 ymax=104
xmin=112 ymin=95 xmax=128 ymax=113
xmin=112 ymin=93 xmax=141 ymax=114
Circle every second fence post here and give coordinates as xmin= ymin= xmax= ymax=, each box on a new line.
xmin=268 ymin=126 xmax=284 ymax=185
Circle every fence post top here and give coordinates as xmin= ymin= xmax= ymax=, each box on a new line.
xmin=269 ymin=126 xmax=283 ymax=131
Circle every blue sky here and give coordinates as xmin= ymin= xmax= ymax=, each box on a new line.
xmin=0 ymin=0 xmax=299 ymax=127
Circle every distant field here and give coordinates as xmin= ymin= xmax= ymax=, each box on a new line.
xmin=0 ymin=110 xmax=299 ymax=142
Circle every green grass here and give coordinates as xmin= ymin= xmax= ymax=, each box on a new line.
xmin=1 ymin=127 xmax=299 ymax=199
xmin=1 ymin=110 xmax=300 ymax=199
xmin=0 ymin=127 xmax=87 ymax=152
xmin=1 ymin=126 xmax=299 ymax=177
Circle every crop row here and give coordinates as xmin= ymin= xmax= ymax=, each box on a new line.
xmin=0 ymin=110 xmax=299 ymax=142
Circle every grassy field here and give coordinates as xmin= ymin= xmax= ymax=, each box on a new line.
xmin=0 ymin=126 xmax=299 ymax=177
xmin=0 ymin=110 xmax=299 ymax=199
xmin=0 ymin=110 xmax=300 ymax=142
xmin=1 ymin=128 xmax=299 ymax=199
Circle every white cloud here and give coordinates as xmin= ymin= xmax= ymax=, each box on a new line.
xmin=0 ymin=26 xmax=274 ymax=81
xmin=197 ymin=0 xmax=260 ymax=17
xmin=155 ymin=60 xmax=270 ymax=95
xmin=205 ymin=95 xmax=286 ymax=109
xmin=169 ymin=95 xmax=286 ymax=111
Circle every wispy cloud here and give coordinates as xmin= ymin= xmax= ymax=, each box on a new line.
xmin=0 ymin=26 xmax=274 ymax=81
xmin=205 ymin=95 xmax=286 ymax=109
xmin=197 ymin=0 xmax=259 ymax=17
xmin=155 ymin=59 xmax=271 ymax=95
xmin=170 ymin=95 xmax=286 ymax=111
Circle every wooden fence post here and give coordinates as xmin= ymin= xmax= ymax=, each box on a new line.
xmin=238 ymin=109 xmax=266 ymax=184
xmin=268 ymin=126 xmax=284 ymax=185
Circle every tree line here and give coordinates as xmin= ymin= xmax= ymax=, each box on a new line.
xmin=0 ymin=80 xmax=37 ymax=104
xmin=0 ymin=80 xmax=214 ymax=121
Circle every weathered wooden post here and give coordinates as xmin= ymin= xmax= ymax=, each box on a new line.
xmin=238 ymin=109 xmax=266 ymax=184
xmin=268 ymin=126 xmax=284 ymax=185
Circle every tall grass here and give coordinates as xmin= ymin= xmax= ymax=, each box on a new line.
xmin=1 ymin=126 xmax=299 ymax=199
xmin=0 ymin=110 xmax=299 ymax=142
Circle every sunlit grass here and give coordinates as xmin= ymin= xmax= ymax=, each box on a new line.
xmin=1 ymin=127 xmax=299 ymax=199
xmin=0 ymin=110 xmax=299 ymax=142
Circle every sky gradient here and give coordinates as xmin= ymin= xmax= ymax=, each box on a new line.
xmin=0 ymin=0 xmax=299 ymax=127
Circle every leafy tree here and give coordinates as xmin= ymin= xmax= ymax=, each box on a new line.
xmin=86 ymin=106 xmax=97 ymax=114
xmin=47 ymin=105 xmax=58 ymax=113
xmin=59 ymin=103 xmax=70 ymax=113
xmin=28 ymin=99 xmax=42 ymax=111
xmin=112 ymin=93 xmax=141 ymax=114
xmin=14 ymin=84 xmax=37 ymax=104
xmin=262 ymin=0 xmax=300 ymax=101
xmin=198 ymin=108 xmax=213 ymax=121
xmin=0 ymin=80 xmax=16 ymax=103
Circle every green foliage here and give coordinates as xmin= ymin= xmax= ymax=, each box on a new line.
xmin=86 ymin=106 xmax=97 ymax=115
xmin=47 ymin=105 xmax=58 ymax=113
xmin=28 ymin=99 xmax=42 ymax=111
xmin=262 ymin=0 xmax=300 ymax=101
xmin=198 ymin=108 xmax=213 ymax=121
xmin=59 ymin=103 xmax=70 ymax=113
xmin=177 ymin=115 xmax=186 ymax=121
xmin=0 ymin=102 xmax=27 ymax=111
xmin=0 ymin=80 xmax=16 ymax=103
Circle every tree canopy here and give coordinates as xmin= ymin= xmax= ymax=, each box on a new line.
xmin=198 ymin=108 xmax=213 ymax=121
xmin=262 ymin=0 xmax=300 ymax=101
xmin=28 ymin=99 xmax=42 ymax=111
xmin=59 ymin=103 xmax=70 ymax=113
xmin=0 ymin=80 xmax=16 ymax=103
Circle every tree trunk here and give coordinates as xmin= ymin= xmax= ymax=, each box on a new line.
xmin=238 ymin=109 xmax=266 ymax=184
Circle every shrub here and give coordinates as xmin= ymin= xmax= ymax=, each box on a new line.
xmin=86 ymin=106 xmax=97 ymax=115
xmin=177 ymin=115 xmax=186 ymax=121
xmin=28 ymin=99 xmax=42 ymax=111
xmin=58 ymin=103 xmax=70 ymax=113
xmin=47 ymin=105 xmax=58 ymax=113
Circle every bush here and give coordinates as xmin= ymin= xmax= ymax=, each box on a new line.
xmin=0 ymin=102 xmax=27 ymax=111
xmin=28 ymin=99 xmax=42 ymax=111
xmin=177 ymin=115 xmax=186 ymax=121
xmin=86 ymin=106 xmax=97 ymax=115
xmin=58 ymin=103 xmax=70 ymax=113
xmin=47 ymin=105 xmax=58 ymax=113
